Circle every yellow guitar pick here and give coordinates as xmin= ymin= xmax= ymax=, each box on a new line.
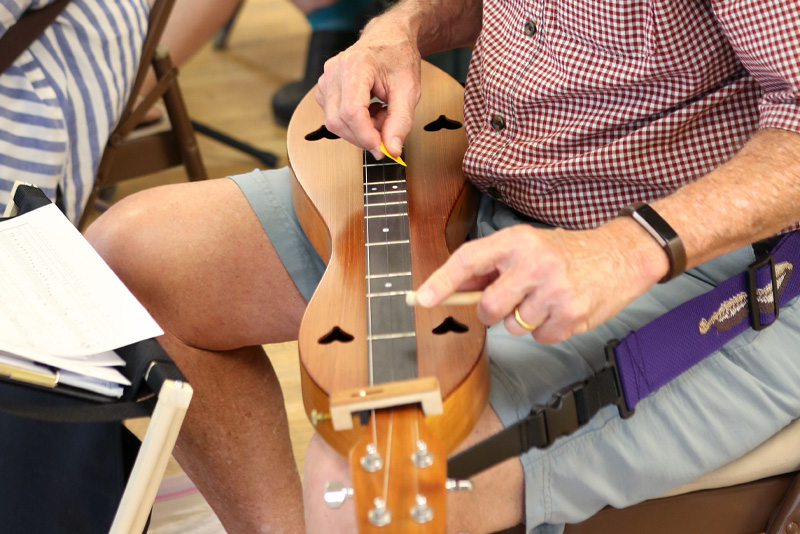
xmin=380 ymin=141 xmax=406 ymax=167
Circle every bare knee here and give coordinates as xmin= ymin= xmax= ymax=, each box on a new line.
xmin=86 ymin=179 xmax=306 ymax=348
xmin=85 ymin=186 xmax=169 ymax=289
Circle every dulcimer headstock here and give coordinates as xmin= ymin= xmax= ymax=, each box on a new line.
xmin=349 ymin=406 xmax=447 ymax=533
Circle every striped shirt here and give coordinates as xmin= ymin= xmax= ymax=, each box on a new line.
xmin=0 ymin=0 xmax=150 ymax=223
xmin=463 ymin=0 xmax=800 ymax=230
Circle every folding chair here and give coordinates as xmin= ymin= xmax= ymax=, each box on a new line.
xmin=77 ymin=0 xmax=208 ymax=230
xmin=565 ymin=417 xmax=800 ymax=533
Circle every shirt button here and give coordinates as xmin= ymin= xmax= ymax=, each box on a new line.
xmin=486 ymin=186 xmax=503 ymax=201
xmin=491 ymin=114 xmax=506 ymax=132
xmin=524 ymin=20 xmax=537 ymax=37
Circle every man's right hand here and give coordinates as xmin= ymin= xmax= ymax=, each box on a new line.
xmin=315 ymin=17 xmax=422 ymax=161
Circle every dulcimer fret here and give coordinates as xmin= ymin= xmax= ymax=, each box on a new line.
xmin=363 ymin=150 xmax=418 ymax=385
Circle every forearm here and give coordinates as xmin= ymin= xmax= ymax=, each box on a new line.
xmin=363 ymin=0 xmax=482 ymax=56
xmin=608 ymin=128 xmax=800 ymax=284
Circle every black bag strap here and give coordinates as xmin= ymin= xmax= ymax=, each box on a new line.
xmin=0 ymin=346 xmax=185 ymax=423
xmin=0 ymin=0 xmax=73 ymax=75
xmin=0 ymin=394 xmax=158 ymax=422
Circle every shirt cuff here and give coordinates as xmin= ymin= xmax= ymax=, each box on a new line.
xmin=758 ymin=101 xmax=800 ymax=134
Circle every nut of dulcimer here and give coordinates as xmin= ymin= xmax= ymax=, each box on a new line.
xmin=324 ymin=481 xmax=354 ymax=509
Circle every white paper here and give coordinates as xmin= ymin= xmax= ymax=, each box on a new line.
xmin=0 ymin=350 xmax=131 ymax=385
xmin=58 ymin=370 xmax=124 ymax=398
xmin=0 ymin=204 xmax=163 ymax=363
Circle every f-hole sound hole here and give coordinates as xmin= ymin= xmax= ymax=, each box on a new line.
xmin=432 ymin=317 xmax=469 ymax=335
xmin=305 ymin=125 xmax=340 ymax=141
xmin=423 ymin=115 xmax=463 ymax=132
xmin=318 ymin=326 xmax=354 ymax=344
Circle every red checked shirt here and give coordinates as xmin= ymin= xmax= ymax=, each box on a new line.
xmin=462 ymin=0 xmax=800 ymax=230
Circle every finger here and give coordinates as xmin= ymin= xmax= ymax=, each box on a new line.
xmin=503 ymin=297 xmax=549 ymax=337
xmin=416 ymin=241 xmax=502 ymax=307
xmin=478 ymin=271 xmax=537 ymax=325
xmin=369 ymin=103 xmax=388 ymax=132
xmin=339 ymin=68 xmax=383 ymax=158
xmin=381 ymin=77 xmax=420 ymax=156
xmin=317 ymin=71 xmax=356 ymax=142
xmin=318 ymin=60 xmax=383 ymax=158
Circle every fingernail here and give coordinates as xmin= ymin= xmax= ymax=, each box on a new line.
xmin=416 ymin=287 xmax=435 ymax=307
xmin=390 ymin=137 xmax=402 ymax=155
xmin=371 ymin=149 xmax=383 ymax=160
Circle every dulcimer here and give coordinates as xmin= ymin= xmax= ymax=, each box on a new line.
xmin=287 ymin=60 xmax=489 ymax=533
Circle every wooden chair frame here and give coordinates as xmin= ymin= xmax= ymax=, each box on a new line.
xmin=78 ymin=0 xmax=207 ymax=230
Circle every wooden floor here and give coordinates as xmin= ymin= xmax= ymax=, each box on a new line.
xmin=120 ymin=0 xmax=316 ymax=478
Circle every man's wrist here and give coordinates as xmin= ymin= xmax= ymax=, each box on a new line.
xmin=618 ymin=202 xmax=686 ymax=283
xmin=606 ymin=215 xmax=672 ymax=287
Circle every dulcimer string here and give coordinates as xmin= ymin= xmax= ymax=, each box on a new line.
xmin=363 ymin=146 xmax=423 ymax=509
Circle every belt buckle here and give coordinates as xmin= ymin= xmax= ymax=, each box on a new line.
xmin=604 ymin=339 xmax=635 ymax=419
xmin=746 ymin=253 xmax=779 ymax=331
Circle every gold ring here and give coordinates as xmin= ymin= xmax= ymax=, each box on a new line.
xmin=514 ymin=306 xmax=538 ymax=331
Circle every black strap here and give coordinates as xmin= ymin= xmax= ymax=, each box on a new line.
xmin=0 ymin=356 xmax=184 ymax=423
xmin=0 ymin=0 xmax=74 ymax=75
xmin=447 ymin=343 xmax=631 ymax=479
xmin=0 ymin=395 xmax=157 ymax=423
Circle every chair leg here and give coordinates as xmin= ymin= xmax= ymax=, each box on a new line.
xmin=766 ymin=471 xmax=800 ymax=534
xmin=190 ymin=119 xmax=278 ymax=168
xmin=78 ymin=144 xmax=118 ymax=230
xmin=152 ymin=46 xmax=208 ymax=182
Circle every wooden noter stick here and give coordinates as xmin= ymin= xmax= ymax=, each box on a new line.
xmin=405 ymin=290 xmax=483 ymax=307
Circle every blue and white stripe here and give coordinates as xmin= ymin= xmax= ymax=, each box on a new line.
xmin=0 ymin=0 xmax=150 ymax=223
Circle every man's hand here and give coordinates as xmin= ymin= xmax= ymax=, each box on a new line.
xmin=315 ymin=18 xmax=422 ymax=161
xmin=415 ymin=221 xmax=669 ymax=344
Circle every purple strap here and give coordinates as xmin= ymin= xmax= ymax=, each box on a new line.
xmin=615 ymin=231 xmax=800 ymax=411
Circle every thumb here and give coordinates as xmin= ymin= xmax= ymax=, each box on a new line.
xmin=381 ymin=89 xmax=418 ymax=157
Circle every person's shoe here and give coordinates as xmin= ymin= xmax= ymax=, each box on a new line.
xmin=272 ymin=29 xmax=359 ymax=127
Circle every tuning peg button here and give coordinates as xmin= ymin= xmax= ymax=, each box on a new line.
xmin=411 ymin=440 xmax=434 ymax=468
xmin=360 ymin=443 xmax=384 ymax=472
xmin=410 ymin=494 xmax=433 ymax=524
xmin=368 ymin=497 xmax=392 ymax=527
xmin=324 ymin=481 xmax=354 ymax=508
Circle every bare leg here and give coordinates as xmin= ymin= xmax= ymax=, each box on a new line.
xmin=303 ymin=405 xmax=525 ymax=533
xmin=85 ymin=178 xmax=306 ymax=533
xmin=140 ymin=0 xmax=244 ymax=100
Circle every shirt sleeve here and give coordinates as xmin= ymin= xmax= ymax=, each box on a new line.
xmin=710 ymin=0 xmax=800 ymax=133
xmin=0 ymin=0 xmax=58 ymax=40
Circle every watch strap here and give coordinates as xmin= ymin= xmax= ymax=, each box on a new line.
xmin=619 ymin=202 xmax=686 ymax=283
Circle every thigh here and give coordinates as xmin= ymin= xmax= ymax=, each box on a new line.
xmin=85 ymin=174 xmax=308 ymax=349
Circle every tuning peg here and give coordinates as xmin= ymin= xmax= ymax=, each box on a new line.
xmin=310 ymin=409 xmax=331 ymax=427
xmin=324 ymin=481 xmax=354 ymax=508
xmin=446 ymin=479 xmax=474 ymax=492
xmin=410 ymin=494 xmax=434 ymax=524
xmin=360 ymin=443 xmax=384 ymax=472
xmin=368 ymin=497 xmax=392 ymax=527
xmin=411 ymin=440 xmax=434 ymax=468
